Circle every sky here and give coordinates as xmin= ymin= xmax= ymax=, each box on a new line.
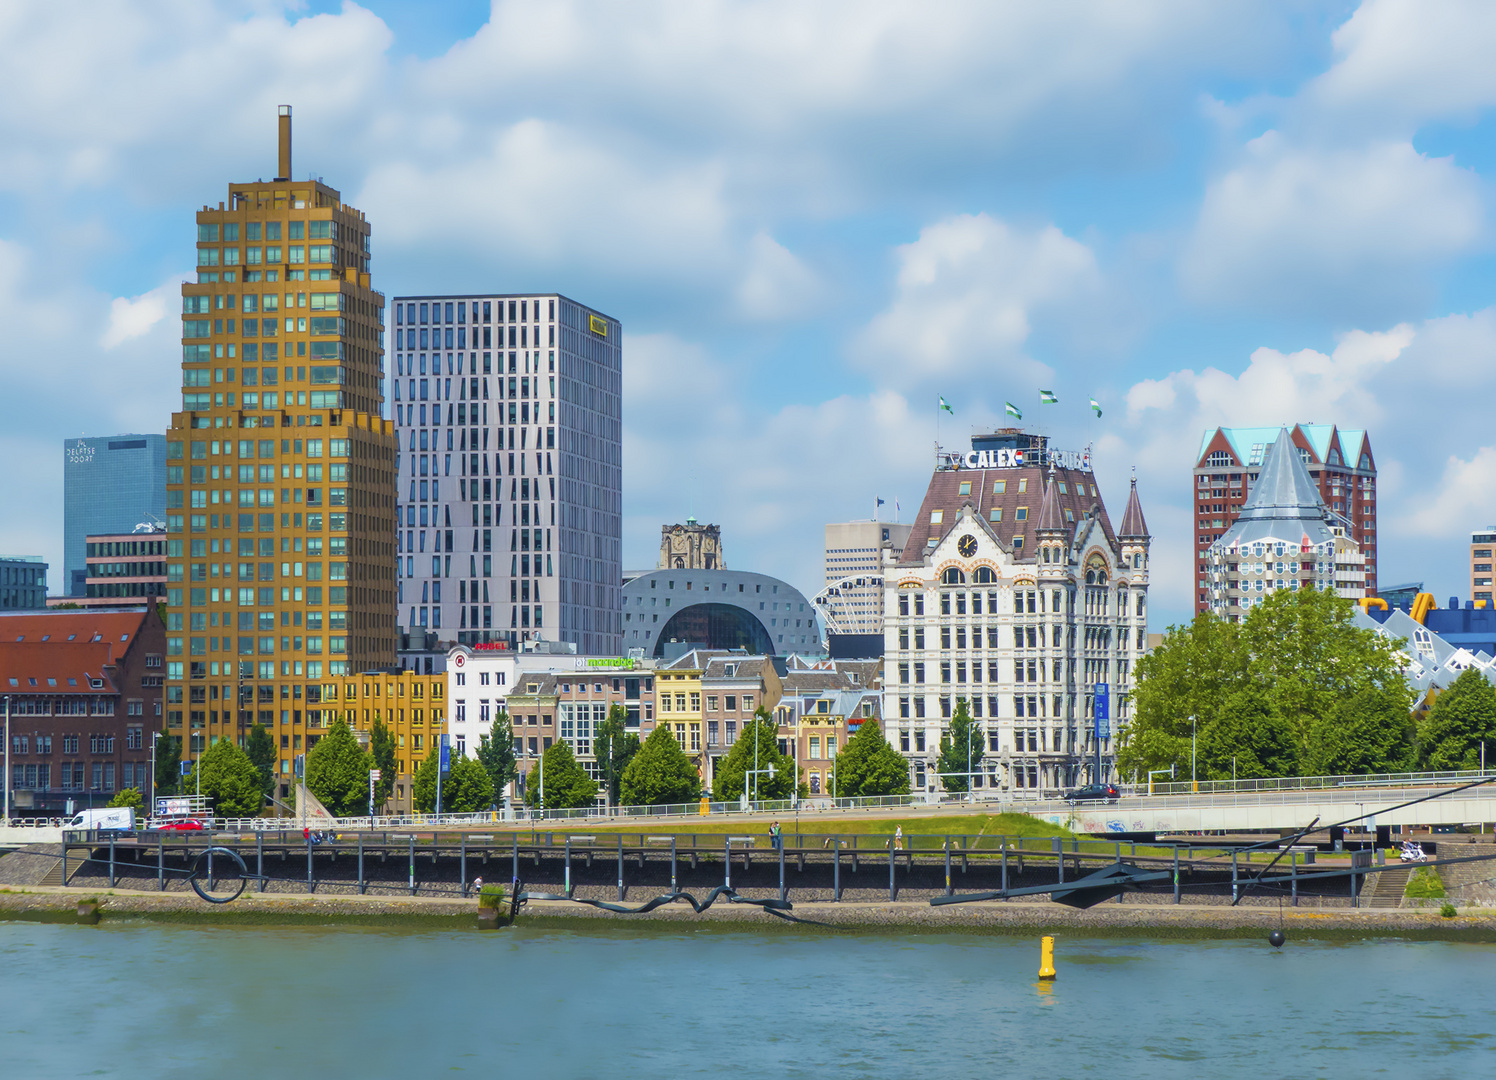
xmin=3 ymin=0 xmax=1496 ymax=631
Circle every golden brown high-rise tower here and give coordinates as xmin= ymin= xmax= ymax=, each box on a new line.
xmin=164 ymin=106 xmax=397 ymax=800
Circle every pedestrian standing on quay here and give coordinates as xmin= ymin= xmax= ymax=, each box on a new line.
xmin=770 ymin=821 xmax=782 ymax=850
xmin=894 ymin=826 xmax=904 ymax=851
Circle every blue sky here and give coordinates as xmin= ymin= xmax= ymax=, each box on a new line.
xmin=3 ymin=0 xmax=1496 ymax=629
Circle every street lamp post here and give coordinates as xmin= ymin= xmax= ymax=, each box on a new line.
xmin=3 ymin=694 xmax=10 ymax=822
xmin=1191 ymin=714 xmax=1198 ymax=794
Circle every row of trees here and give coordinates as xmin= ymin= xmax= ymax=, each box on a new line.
xmin=1119 ymin=587 xmax=1496 ymax=781
xmin=139 ymin=700 xmax=922 ymax=818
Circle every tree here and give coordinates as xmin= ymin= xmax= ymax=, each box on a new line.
xmin=369 ymin=718 xmax=397 ymax=808
xmin=304 ymin=720 xmax=373 ymax=817
xmin=830 ymin=719 xmax=911 ymax=797
xmin=1120 ymin=588 xmax=1414 ymax=780
xmin=476 ymin=710 xmax=517 ymax=804
xmin=414 ymin=751 xmax=495 ymax=813
xmin=107 ymin=787 xmax=144 ymax=811
xmin=1419 ymin=668 xmax=1496 ymax=771
xmin=935 ymin=697 xmax=984 ymax=793
xmin=621 ymin=725 xmax=701 ymax=806
xmin=244 ymin=723 xmax=277 ymax=798
xmin=1199 ymin=692 xmax=1299 ymax=780
xmin=154 ymin=733 xmax=181 ymax=797
xmin=1119 ymin=613 xmax=1245 ymax=779
xmin=520 ymin=740 xmax=598 ymax=810
xmin=713 ymin=711 xmax=794 ymax=801
xmin=593 ymin=704 xmax=639 ymax=806
xmin=196 ymin=736 xmax=265 ymax=818
xmin=1305 ymin=686 xmax=1417 ymax=776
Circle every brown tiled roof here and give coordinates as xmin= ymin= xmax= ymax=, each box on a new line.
xmin=0 ymin=607 xmax=152 ymax=649
xmin=898 ymin=465 xmax=1114 ymax=565
xmin=0 ymin=642 xmax=120 ymax=694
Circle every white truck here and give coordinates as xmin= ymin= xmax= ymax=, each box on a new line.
xmin=64 ymin=807 xmax=136 ymax=833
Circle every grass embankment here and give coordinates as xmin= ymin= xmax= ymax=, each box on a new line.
xmin=1406 ymin=867 xmax=1447 ymax=899
xmin=494 ymin=812 xmax=1074 ymax=845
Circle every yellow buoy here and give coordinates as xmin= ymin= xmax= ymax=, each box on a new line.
xmin=1038 ymin=935 xmax=1057 ymax=980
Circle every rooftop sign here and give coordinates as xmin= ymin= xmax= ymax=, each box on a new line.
xmin=949 ymin=447 xmax=1092 ymax=472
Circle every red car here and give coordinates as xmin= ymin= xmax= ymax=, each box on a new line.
xmin=156 ymin=819 xmax=205 ymax=831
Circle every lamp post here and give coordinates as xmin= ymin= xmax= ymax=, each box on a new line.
xmin=1190 ymin=715 xmax=1197 ymax=793
xmin=3 ymin=694 xmax=10 ymax=822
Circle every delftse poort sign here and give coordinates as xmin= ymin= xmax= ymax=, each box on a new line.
xmin=947 ymin=447 xmax=1092 ymax=472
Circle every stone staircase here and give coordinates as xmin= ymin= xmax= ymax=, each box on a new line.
xmin=37 ymin=859 xmax=68 ymax=888
xmin=1365 ymin=863 xmax=1411 ymax=908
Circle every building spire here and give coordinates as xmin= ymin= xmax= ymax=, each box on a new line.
xmin=1035 ymin=465 xmax=1065 ymax=534
xmin=1119 ymin=470 xmax=1149 ymax=539
xmin=1238 ymin=427 xmax=1325 ymax=521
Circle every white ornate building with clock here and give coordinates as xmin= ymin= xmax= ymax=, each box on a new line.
xmin=881 ymin=431 xmax=1150 ymax=796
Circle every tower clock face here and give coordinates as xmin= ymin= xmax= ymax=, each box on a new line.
xmin=957 ymin=534 xmax=978 ymax=557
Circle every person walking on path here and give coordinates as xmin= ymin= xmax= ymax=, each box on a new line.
xmin=770 ymin=821 xmax=782 ymax=851
xmin=894 ymin=826 xmax=904 ymax=851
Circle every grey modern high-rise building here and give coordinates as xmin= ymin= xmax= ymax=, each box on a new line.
xmin=63 ymin=435 xmax=167 ymax=595
xmin=389 ymin=293 xmax=622 ymax=656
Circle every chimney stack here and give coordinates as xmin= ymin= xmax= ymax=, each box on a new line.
xmin=276 ymin=105 xmax=292 ymax=181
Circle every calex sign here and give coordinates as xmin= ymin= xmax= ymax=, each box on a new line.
xmin=963 ymin=448 xmax=1026 ymax=469
xmin=957 ymin=447 xmax=1093 ymax=471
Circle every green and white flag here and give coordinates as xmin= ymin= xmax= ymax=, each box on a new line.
xmin=1090 ymin=397 xmax=1103 ymax=418
xmin=1039 ymin=389 xmax=1058 ymax=404
xmin=1005 ymin=401 xmax=1022 ymax=420
xmin=939 ymin=396 xmax=954 ymax=415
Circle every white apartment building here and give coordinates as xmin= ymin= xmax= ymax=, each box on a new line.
xmin=1206 ymin=427 xmax=1366 ymax=619
xmin=390 ymin=294 xmax=623 ymax=657
xmin=882 ymin=435 xmax=1150 ymax=795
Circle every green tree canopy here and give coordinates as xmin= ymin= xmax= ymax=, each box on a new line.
xmin=107 ymin=787 xmax=144 ymax=811
xmin=413 ymin=751 xmax=495 ymax=813
xmin=1419 ymin=668 xmax=1496 ymax=771
xmin=304 ymin=720 xmax=373 ymax=817
xmin=521 ymin=740 xmax=599 ymax=810
xmin=369 ymin=718 xmax=397 ymax=808
xmin=476 ymin=711 xmax=517 ymax=804
xmin=935 ymin=697 xmax=985 ymax=793
xmin=1199 ymin=691 xmax=1299 ymax=780
xmin=197 ymin=736 xmax=265 ymax=818
xmin=154 ymin=733 xmax=181 ymax=797
xmin=621 ymin=725 xmax=701 ymax=806
xmin=1305 ymin=685 xmax=1418 ymax=775
xmin=830 ymin=719 xmax=911 ymax=798
xmin=1120 ymin=588 xmax=1412 ymax=781
xmin=244 ymin=723 xmax=277 ymax=798
xmin=593 ymin=704 xmax=640 ymax=806
xmin=712 ymin=711 xmax=794 ymax=801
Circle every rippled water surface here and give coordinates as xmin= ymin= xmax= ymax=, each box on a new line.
xmin=1 ymin=921 xmax=1492 ymax=1078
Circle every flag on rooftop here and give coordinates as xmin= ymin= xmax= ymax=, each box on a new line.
xmin=1040 ymin=390 xmax=1058 ymax=404
xmin=939 ymin=397 xmax=954 ymax=415
xmin=1090 ymin=397 xmax=1103 ymax=418
xmin=1005 ymin=402 xmax=1022 ymax=420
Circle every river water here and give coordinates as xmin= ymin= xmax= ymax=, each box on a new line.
xmin=1 ymin=921 xmax=1492 ymax=1078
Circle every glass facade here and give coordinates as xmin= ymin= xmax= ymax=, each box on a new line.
xmin=63 ymin=435 xmax=166 ymax=595
xmin=0 ymin=556 xmax=48 ymax=609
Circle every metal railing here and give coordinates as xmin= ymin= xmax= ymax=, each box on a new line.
xmin=1142 ymin=768 xmax=1496 ymax=799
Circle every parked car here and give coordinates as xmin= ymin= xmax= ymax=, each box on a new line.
xmin=155 ymin=818 xmax=205 ymax=831
xmin=1064 ymin=783 xmax=1120 ymax=805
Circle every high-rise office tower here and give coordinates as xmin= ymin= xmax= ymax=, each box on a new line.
xmin=1193 ymin=424 xmax=1376 ymax=612
xmin=164 ymin=107 xmax=398 ymax=796
xmin=63 ymin=435 xmax=166 ymax=594
xmin=823 ymin=519 xmax=913 ymax=635
xmin=389 ymin=293 xmax=622 ymax=656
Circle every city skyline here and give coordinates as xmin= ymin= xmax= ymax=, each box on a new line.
xmin=4 ymin=2 xmax=1496 ymax=629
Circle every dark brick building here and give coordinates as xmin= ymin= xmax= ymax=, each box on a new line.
xmin=0 ymin=607 xmax=164 ymax=816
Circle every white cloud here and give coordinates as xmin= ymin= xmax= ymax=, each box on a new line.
xmin=735 ymin=232 xmax=819 ymax=321
xmin=1182 ymin=134 xmax=1484 ymax=314
xmin=852 ymin=213 xmax=1101 ymax=393
xmin=622 ymin=331 xmax=932 ymax=596
xmin=101 ymin=277 xmax=184 ymax=348
xmin=1308 ymin=0 xmax=1496 ymax=134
